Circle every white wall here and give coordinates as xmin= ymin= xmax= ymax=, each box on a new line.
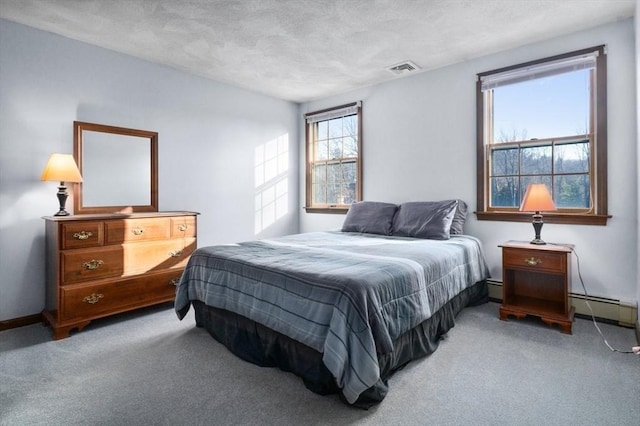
xmin=0 ymin=19 xmax=300 ymax=321
xmin=300 ymin=19 xmax=638 ymax=305
xmin=636 ymin=0 xmax=640 ymax=315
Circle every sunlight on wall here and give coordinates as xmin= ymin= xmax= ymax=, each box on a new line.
xmin=255 ymin=134 xmax=289 ymax=235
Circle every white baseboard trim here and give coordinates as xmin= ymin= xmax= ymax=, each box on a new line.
xmin=486 ymin=279 xmax=638 ymax=329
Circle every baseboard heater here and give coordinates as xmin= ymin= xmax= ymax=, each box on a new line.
xmin=486 ymin=279 xmax=638 ymax=330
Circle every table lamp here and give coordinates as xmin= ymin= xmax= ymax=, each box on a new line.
xmin=41 ymin=153 xmax=83 ymax=216
xmin=519 ymin=183 xmax=557 ymax=245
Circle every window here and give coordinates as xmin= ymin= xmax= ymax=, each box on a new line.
xmin=305 ymin=102 xmax=362 ymax=213
xmin=476 ymin=46 xmax=609 ymax=225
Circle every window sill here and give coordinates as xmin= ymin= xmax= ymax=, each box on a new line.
xmin=475 ymin=211 xmax=610 ymax=226
xmin=304 ymin=206 xmax=349 ymax=214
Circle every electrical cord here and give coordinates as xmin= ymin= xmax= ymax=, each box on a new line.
xmin=549 ymin=243 xmax=637 ymax=355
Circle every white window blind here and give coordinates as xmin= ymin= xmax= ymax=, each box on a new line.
xmin=480 ymin=51 xmax=598 ymax=91
xmin=305 ymin=102 xmax=361 ymax=124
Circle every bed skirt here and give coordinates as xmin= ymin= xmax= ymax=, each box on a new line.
xmin=192 ymin=279 xmax=488 ymax=408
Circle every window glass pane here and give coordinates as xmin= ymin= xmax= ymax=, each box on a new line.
xmin=554 ymin=175 xmax=590 ymax=208
xmin=317 ymin=121 xmax=328 ymax=139
xmin=313 ymin=183 xmax=326 ymax=204
xmin=313 ymin=163 xmax=326 ymax=205
xmin=312 ymin=163 xmax=325 ymax=185
xmin=328 ymin=139 xmax=343 ymax=159
xmin=328 ymin=118 xmax=343 ymax=139
xmin=315 ymin=140 xmax=328 ymax=160
xmin=554 ymin=141 xmax=590 ymax=173
xmin=344 ymin=136 xmax=358 ymax=157
xmin=343 ymin=115 xmax=357 ymax=136
xmin=327 ymin=162 xmax=340 ymax=185
xmin=341 ymin=162 xmax=356 ymax=204
xmin=327 ymin=183 xmax=341 ymax=205
xmin=492 ymin=69 xmax=591 ymax=141
xmin=520 ymin=145 xmax=552 ymax=175
xmin=491 ymin=147 xmax=518 ymax=176
xmin=490 ymin=176 xmax=519 ymax=207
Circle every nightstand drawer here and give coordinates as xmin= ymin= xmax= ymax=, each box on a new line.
xmin=503 ymin=247 xmax=566 ymax=273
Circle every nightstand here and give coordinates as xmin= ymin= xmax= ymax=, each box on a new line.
xmin=499 ymin=240 xmax=575 ymax=334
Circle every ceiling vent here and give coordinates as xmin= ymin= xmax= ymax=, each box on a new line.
xmin=386 ymin=60 xmax=421 ymax=75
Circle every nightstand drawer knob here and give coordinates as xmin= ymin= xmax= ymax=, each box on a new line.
xmin=524 ymin=257 xmax=542 ymax=266
xmin=178 ymin=224 xmax=188 ymax=232
xmin=131 ymin=227 xmax=145 ymax=236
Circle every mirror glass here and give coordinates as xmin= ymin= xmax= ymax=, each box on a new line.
xmin=73 ymin=121 xmax=158 ymax=214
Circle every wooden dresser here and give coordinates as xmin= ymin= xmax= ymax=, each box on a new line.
xmin=43 ymin=211 xmax=198 ymax=339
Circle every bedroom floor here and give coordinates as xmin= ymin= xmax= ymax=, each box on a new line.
xmin=1 ymin=301 xmax=638 ymax=425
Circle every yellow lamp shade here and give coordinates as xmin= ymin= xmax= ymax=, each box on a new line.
xmin=41 ymin=154 xmax=83 ymax=183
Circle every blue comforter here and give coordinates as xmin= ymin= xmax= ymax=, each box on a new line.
xmin=175 ymin=231 xmax=489 ymax=403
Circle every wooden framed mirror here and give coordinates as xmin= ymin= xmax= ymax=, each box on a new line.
xmin=73 ymin=121 xmax=158 ymax=214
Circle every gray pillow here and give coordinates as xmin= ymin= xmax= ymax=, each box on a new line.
xmin=449 ymin=199 xmax=468 ymax=235
xmin=391 ymin=200 xmax=459 ymax=240
xmin=341 ymin=201 xmax=399 ymax=235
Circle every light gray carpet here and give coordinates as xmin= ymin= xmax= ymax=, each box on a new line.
xmin=1 ymin=301 xmax=638 ymax=426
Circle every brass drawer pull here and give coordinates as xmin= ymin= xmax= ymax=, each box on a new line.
xmin=82 ymin=293 xmax=104 ymax=304
xmin=524 ymin=257 xmax=542 ymax=266
xmin=169 ymin=250 xmax=184 ymax=258
xmin=178 ymin=224 xmax=188 ymax=232
xmin=169 ymin=278 xmax=180 ymax=287
xmin=82 ymin=259 xmax=104 ymax=270
xmin=73 ymin=231 xmax=93 ymax=240
xmin=131 ymin=227 xmax=144 ymax=236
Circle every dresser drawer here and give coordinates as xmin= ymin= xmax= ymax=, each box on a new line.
xmin=59 ymin=270 xmax=182 ymax=321
xmin=503 ymin=247 xmax=566 ymax=274
xmin=121 ymin=238 xmax=197 ymax=275
xmin=171 ymin=216 xmax=197 ymax=238
xmin=61 ymin=221 xmax=104 ymax=249
xmin=105 ymin=218 xmax=171 ymax=243
xmin=61 ymin=246 xmax=124 ymax=284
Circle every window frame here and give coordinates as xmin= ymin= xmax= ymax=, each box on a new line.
xmin=475 ymin=45 xmax=610 ymax=225
xmin=304 ymin=102 xmax=363 ymax=213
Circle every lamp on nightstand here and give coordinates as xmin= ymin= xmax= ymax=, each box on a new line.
xmin=519 ymin=183 xmax=556 ymax=245
xmin=41 ymin=153 xmax=83 ymax=216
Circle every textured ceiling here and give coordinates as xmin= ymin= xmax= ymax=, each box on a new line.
xmin=0 ymin=0 xmax=635 ymax=102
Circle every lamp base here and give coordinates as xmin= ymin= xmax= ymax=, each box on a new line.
xmin=530 ymin=212 xmax=546 ymax=245
xmin=54 ymin=183 xmax=71 ymax=217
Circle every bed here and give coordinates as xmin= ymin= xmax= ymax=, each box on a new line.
xmin=175 ymin=200 xmax=490 ymax=407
